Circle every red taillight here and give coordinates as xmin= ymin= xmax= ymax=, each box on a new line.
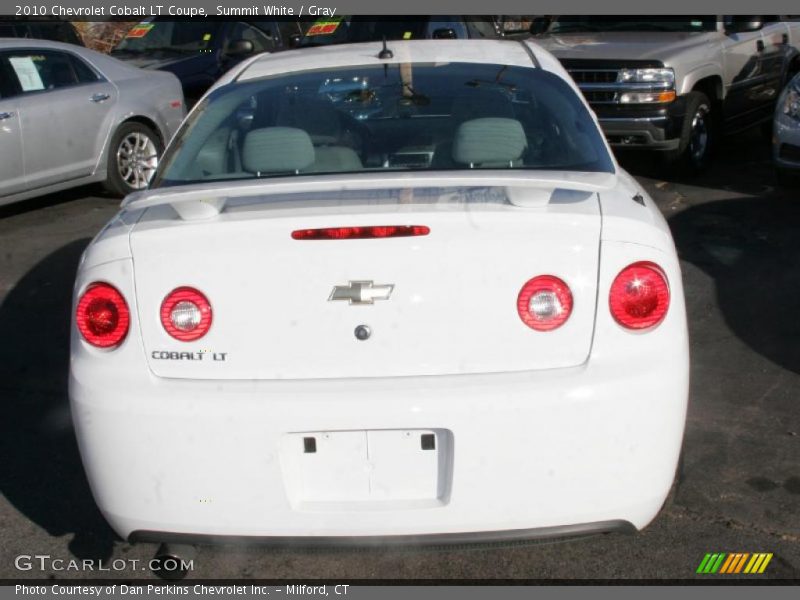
xmin=76 ymin=283 xmax=130 ymax=348
xmin=160 ymin=287 xmax=212 ymax=341
xmin=517 ymin=275 xmax=573 ymax=331
xmin=609 ymin=262 xmax=670 ymax=330
xmin=291 ymin=225 xmax=430 ymax=240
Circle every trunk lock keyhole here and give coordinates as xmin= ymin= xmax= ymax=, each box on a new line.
xmin=354 ymin=325 xmax=371 ymax=341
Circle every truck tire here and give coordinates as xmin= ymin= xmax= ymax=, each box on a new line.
xmin=103 ymin=121 xmax=163 ymax=197
xmin=661 ymin=91 xmax=714 ymax=175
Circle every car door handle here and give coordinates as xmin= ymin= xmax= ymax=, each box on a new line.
xmin=90 ymin=93 xmax=110 ymax=103
xmin=0 ymin=111 xmax=14 ymax=120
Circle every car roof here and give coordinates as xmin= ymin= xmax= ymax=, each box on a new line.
xmin=237 ymin=39 xmax=542 ymax=82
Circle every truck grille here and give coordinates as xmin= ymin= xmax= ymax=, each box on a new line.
xmin=582 ymin=91 xmax=618 ymax=103
xmin=568 ymin=69 xmax=619 ymax=85
xmin=567 ymin=69 xmax=621 ymax=104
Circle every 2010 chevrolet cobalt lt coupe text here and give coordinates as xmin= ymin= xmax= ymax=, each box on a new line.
xmin=69 ymin=40 xmax=690 ymax=548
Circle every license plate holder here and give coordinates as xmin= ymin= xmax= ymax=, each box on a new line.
xmin=280 ymin=429 xmax=452 ymax=506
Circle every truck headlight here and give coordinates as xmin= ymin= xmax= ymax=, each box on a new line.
xmin=618 ymin=68 xmax=675 ymax=85
xmin=617 ymin=68 xmax=676 ymax=104
xmin=783 ymin=86 xmax=800 ymax=120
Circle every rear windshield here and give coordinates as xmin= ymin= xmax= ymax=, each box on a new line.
xmin=153 ymin=61 xmax=614 ymax=188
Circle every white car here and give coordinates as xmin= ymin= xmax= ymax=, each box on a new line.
xmin=774 ymin=71 xmax=800 ymax=186
xmin=0 ymin=38 xmax=185 ymax=206
xmin=70 ymin=40 xmax=689 ymax=550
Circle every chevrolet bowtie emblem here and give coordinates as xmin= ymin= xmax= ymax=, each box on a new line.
xmin=329 ymin=281 xmax=394 ymax=305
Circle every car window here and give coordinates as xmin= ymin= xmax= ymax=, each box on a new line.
xmin=228 ymin=21 xmax=275 ymax=53
xmin=300 ymin=16 xmax=350 ymax=46
xmin=301 ymin=18 xmax=436 ymax=46
xmin=0 ymin=24 xmax=18 ymax=38
xmin=0 ymin=21 xmax=82 ymax=44
xmin=247 ymin=20 xmax=288 ymax=46
xmin=28 ymin=22 xmax=82 ymax=44
xmin=0 ymin=56 xmax=21 ymax=98
xmin=549 ymin=16 xmax=718 ymax=33
xmin=69 ymin=54 xmax=100 ymax=83
xmin=276 ymin=20 xmax=303 ymax=45
xmin=425 ymin=18 xmax=468 ymax=39
xmin=112 ymin=21 xmax=223 ymax=55
xmin=154 ymin=61 xmax=614 ymax=188
xmin=5 ymin=50 xmax=85 ymax=93
xmin=466 ymin=18 xmax=499 ymax=39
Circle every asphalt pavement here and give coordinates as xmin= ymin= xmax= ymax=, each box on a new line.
xmin=0 ymin=128 xmax=798 ymax=581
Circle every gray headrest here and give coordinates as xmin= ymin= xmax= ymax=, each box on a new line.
xmin=452 ymin=118 xmax=527 ymax=166
xmin=242 ymin=127 xmax=315 ymax=174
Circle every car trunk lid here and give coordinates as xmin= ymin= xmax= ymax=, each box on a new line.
xmin=129 ymin=185 xmax=601 ymax=380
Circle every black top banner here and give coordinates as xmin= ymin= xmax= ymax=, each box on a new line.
xmin=2 ymin=0 xmax=800 ymax=17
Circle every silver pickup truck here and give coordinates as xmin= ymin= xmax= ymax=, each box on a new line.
xmin=530 ymin=16 xmax=800 ymax=172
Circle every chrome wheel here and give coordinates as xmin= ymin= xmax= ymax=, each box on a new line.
xmin=688 ymin=105 xmax=710 ymax=165
xmin=116 ymin=131 xmax=158 ymax=190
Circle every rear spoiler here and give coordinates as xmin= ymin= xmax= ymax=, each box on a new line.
xmin=122 ymin=170 xmax=618 ymax=220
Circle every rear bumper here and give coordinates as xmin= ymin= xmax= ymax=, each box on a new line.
xmin=130 ymin=520 xmax=636 ymax=547
xmin=71 ymin=343 xmax=688 ymax=543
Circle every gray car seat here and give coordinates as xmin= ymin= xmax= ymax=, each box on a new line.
xmin=242 ymin=127 xmax=316 ymax=175
xmin=452 ymin=117 xmax=527 ymax=168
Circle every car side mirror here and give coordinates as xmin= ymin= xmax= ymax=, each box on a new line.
xmin=529 ymin=17 xmax=550 ymax=35
xmin=224 ymin=39 xmax=255 ymax=58
xmin=725 ymin=17 xmax=763 ymax=34
xmin=432 ymin=28 xmax=457 ymax=39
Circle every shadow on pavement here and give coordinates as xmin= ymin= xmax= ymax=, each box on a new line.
xmin=617 ymin=127 xmax=780 ymax=198
xmin=668 ymin=194 xmax=800 ymax=376
xmin=0 ymin=185 xmax=114 ymax=220
xmin=0 ymin=238 xmax=117 ymax=560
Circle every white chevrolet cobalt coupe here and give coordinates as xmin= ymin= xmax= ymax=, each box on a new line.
xmin=70 ymin=40 xmax=689 ymax=552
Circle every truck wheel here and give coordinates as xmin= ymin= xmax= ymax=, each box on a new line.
xmin=104 ymin=121 xmax=163 ymax=197
xmin=662 ymin=91 xmax=714 ymax=175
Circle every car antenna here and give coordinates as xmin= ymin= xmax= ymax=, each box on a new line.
xmin=378 ymin=36 xmax=393 ymax=59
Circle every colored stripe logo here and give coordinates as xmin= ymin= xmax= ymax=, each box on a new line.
xmin=696 ymin=553 xmax=773 ymax=574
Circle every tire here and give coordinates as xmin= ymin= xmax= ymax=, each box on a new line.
xmin=104 ymin=121 xmax=163 ymax=197
xmin=661 ymin=91 xmax=714 ymax=175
